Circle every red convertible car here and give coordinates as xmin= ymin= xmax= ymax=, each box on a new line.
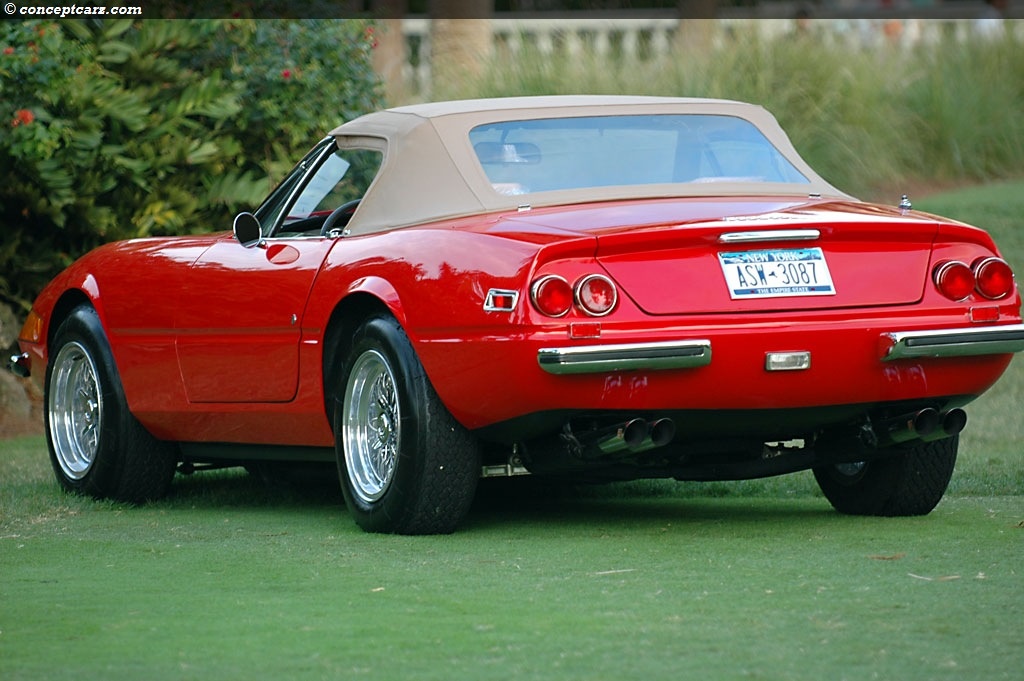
xmin=10 ymin=96 xmax=1024 ymax=534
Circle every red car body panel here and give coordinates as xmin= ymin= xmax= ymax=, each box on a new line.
xmin=18 ymin=195 xmax=1021 ymax=450
xmin=413 ymin=198 xmax=1018 ymax=429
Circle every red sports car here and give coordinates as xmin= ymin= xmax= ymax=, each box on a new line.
xmin=10 ymin=96 xmax=1024 ymax=534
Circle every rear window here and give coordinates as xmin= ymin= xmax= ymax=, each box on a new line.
xmin=469 ymin=114 xmax=808 ymax=196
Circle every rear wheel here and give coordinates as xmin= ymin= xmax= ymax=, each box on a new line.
xmin=45 ymin=305 xmax=177 ymax=502
xmin=813 ymin=436 xmax=958 ymax=516
xmin=334 ymin=315 xmax=480 ymax=534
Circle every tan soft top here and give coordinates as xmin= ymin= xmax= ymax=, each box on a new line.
xmin=330 ymin=95 xmax=850 ymax=237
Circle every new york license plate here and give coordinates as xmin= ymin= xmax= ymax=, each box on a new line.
xmin=718 ymin=248 xmax=836 ymax=299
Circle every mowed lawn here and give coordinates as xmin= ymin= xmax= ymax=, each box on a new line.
xmin=1 ymin=182 xmax=1022 ymax=681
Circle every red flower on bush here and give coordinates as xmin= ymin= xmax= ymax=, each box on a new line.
xmin=365 ymin=26 xmax=378 ymax=49
xmin=2 ymin=47 xmax=13 ymax=56
xmin=12 ymin=109 xmax=35 ymax=127
xmin=281 ymin=68 xmax=292 ymax=80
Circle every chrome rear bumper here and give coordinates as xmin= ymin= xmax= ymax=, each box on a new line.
xmin=538 ymin=339 xmax=711 ymax=375
xmin=883 ymin=324 xmax=1024 ymax=361
xmin=536 ymin=323 xmax=1024 ymax=376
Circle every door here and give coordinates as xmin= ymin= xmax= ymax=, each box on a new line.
xmin=175 ymin=237 xmax=334 ymax=403
xmin=175 ymin=140 xmax=384 ymax=403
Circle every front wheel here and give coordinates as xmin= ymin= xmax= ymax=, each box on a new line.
xmin=813 ymin=436 xmax=958 ymax=517
xmin=334 ymin=315 xmax=480 ymax=534
xmin=45 ymin=305 xmax=177 ymax=503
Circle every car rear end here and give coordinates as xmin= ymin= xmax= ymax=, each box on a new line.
xmin=436 ymin=197 xmax=1023 ymax=479
xmin=395 ymin=98 xmax=1022 ymax=515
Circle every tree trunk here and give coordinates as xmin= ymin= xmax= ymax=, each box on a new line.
xmin=675 ymin=0 xmax=718 ymax=58
xmin=370 ymin=0 xmax=408 ymax=105
xmin=371 ymin=19 xmax=408 ymax=105
xmin=429 ymin=1 xmax=493 ymax=99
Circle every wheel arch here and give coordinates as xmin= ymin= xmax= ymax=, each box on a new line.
xmin=44 ymin=292 xmax=178 ymax=502
xmin=321 ymin=286 xmax=405 ymax=423
xmin=47 ymin=288 xmax=99 ymax=350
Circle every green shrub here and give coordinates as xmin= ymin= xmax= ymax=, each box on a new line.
xmin=0 ymin=19 xmax=381 ymax=312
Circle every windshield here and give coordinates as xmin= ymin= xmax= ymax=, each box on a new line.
xmin=469 ymin=114 xmax=809 ymax=196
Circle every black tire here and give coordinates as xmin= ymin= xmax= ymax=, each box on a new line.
xmin=45 ymin=305 xmax=177 ymax=503
xmin=333 ymin=315 xmax=480 ymax=534
xmin=813 ymin=435 xmax=958 ymax=516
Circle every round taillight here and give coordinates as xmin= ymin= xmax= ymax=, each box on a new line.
xmin=575 ymin=274 xmax=618 ymax=317
xmin=530 ymin=275 xmax=573 ymax=317
xmin=934 ymin=260 xmax=974 ymax=301
xmin=973 ymin=257 xmax=1014 ymax=300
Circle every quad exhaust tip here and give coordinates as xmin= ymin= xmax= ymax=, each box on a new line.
xmin=596 ymin=418 xmax=677 ymax=456
xmin=876 ymin=407 xmax=967 ymax=447
xmin=642 ymin=418 xmax=677 ymax=450
xmin=922 ymin=408 xmax=968 ymax=442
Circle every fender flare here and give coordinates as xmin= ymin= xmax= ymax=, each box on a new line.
xmin=344 ymin=275 xmax=408 ymax=330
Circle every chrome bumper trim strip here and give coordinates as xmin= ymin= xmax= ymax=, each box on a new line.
xmin=718 ymin=229 xmax=820 ymax=244
xmin=538 ymin=340 xmax=712 ymax=375
xmin=883 ymin=324 xmax=1024 ymax=360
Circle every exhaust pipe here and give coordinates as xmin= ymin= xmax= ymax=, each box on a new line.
xmin=595 ymin=418 xmax=649 ymax=455
xmin=536 ymin=418 xmax=666 ymax=474
xmin=587 ymin=417 xmax=677 ymax=457
xmin=631 ymin=418 xmax=677 ymax=454
xmin=921 ymin=408 xmax=968 ymax=442
xmin=874 ymin=408 xmax=940 ymax=446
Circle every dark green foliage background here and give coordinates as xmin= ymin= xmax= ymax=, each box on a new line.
xmin=0 ymin=19 xmax=382 ymax=311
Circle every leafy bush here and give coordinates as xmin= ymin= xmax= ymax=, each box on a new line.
xmin=0 ymin=19 xmax=381 ymax=312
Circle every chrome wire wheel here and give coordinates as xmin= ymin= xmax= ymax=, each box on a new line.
xmin=342 ymin=349 xmax=401 ymax=503
xmin=332 ymin=315 xmax=481 ymax=534
xmin=48 ymin=341 xmax=103 ymax=481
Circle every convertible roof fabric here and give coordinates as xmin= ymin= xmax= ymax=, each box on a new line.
xmin=330 ymin=95 xmax=851 ymax=236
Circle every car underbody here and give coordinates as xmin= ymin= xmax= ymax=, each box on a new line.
xmin=474 ymin=393 xmax=967 ymax=480
xmin=165 ymin=394 xmax=968 ymax=488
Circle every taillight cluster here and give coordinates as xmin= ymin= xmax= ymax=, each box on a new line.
xmin=934 ymin=257 xmax=1015 ymax=301
xmin=530 ymin=274 xmax=618 ymax=317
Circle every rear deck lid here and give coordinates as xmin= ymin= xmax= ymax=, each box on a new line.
xmin=594 ymin=202 xmax=937 ymax=315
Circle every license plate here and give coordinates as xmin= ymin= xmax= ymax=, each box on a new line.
xmin=718 ymin=248 xmax=836 ymax=299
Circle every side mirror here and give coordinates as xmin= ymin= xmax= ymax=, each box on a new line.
xmin=233 ymin=212 xmax=264 ymax=249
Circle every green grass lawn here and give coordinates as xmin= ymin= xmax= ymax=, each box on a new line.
xmin=2 ymin=181 xmax=1023 ymax=680
xmin=1 ymin=444 xmax=1021 ymax=681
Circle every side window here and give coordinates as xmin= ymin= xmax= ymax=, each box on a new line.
xmin=254 ymin=140 xmax=331 ymax=230
xmin=274 ymin=147 xmax=383 ymax=237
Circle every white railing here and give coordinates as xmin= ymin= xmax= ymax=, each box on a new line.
xmin=399 ymin=15 xmax=1021 ymax=96
xmin=401 ymin=16 xmax=678 ymax=95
